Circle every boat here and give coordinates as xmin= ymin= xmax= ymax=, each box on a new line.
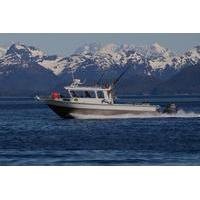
xmin=36 ymin=78 xmax=177 ymax=119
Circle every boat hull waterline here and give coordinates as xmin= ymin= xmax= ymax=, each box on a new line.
xmin=42 ymin=99 xmax=162 ymax=119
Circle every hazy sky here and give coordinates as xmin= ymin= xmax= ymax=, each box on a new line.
xmin=0 ymin=33 xmax=199 ymax=56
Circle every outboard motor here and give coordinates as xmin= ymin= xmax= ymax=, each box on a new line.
xmin=163 ymin=103 xmax=177 ymax=114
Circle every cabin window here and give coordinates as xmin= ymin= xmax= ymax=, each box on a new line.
xmin=84 ymin=91 xmax=96 ymax=98
xmin=70 ymin=90 xmax=96 ymax=98
xmin=70 ymin=90 xmax=84 ymax=98
xmin=97 ymin=91 xmax=104 ymax=98
xmin=70 ymin=91 xmax=77 ymax=97
xmin=63 ymin=91 xmax=71 ymax=98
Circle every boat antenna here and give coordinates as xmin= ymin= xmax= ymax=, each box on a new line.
xmin=71 ymin=69 xmax=75 ymax=81
xmin=145 ymin=45 xmax=150 ymax=69
xmin=112 ymin=64 xmax=132 ymax=88
xmin=111 ymin=46 xmax=149 ymax=89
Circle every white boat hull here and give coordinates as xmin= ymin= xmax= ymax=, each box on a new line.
xmin=41 ymin=98 xmax=161 ymax=119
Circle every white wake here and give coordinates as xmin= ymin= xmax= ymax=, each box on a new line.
xmin=70 ymin=109 xmax=200 ymax=119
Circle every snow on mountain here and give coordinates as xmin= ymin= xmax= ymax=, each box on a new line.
xmin=0 ymin=43 xmax=46 ymax=66
xmin=0 ymin=42 xmax=200 ymax=78
xmin=72 ymin=43 xmax=124 ymax=69
xmin=170 ymin=46 xmax=200 ymax=69
xmin=148 ymin=43 xmax=174 ymax=70
xmin=0 ymin=44 xmax=66 ymax=75
xmin=0 ymin=43 xmax=179 ymax=75
xmin=9 ymin=44 xmax=45 ymax=58
xmin=38 ymin=55 xmax=67 ymax=75
xmin=59 ymin=42 xmax=200 ymax=75
xmin=0 ymin=42 xmax=200 ymax=96
xmin=151 ymin=42 xmax=167 ymax=54
xmin=71 ymin=42 xmax=175 ymax=71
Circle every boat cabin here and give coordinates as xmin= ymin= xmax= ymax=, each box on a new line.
xmin=64 ymin=79 xmax=114 ymax=104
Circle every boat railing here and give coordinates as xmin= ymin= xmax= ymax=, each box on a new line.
xmin=35 ymin=95 xmax=71 ymax=102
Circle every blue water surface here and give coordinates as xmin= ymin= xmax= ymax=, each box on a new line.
xmin=0 ymin=96 xmax=200 ymax=165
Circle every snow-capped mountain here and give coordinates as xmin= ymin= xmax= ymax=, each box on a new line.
xmin=87 ymin=43 xmax=200 ymax=74
xmin=72 ymin=43 xmax=174 ymax=71
xmin=1 ymin=42 xmax=200 ymax=77
xmin=59 ymin=42 xmax=175 ymax=76
xmin=170 ymin=45 xmax=200 ymax=69
xmin=0 ymin=42 xmax=200 ymax=95
xmin=38 ymin=55 xmax=66 ymax=75
xmin=0 ymin=43 xmax=45 ymax=66
xmin=147 ymin=43 xmax=174 ymax=70
xmin=0 ymin=44 xmax=66 ymax=75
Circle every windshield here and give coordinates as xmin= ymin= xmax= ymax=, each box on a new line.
xmin=70 ymin=90 xmax=96 ymax=98
xmin=97 ymin=91 xmax=104 ymax=98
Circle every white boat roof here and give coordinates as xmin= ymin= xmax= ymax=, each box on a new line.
xmin=64 ymin=86 xmax=111 ymax=91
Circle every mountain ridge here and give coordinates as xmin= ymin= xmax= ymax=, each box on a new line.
xmin=0 ymin=42 xmax=200 ymax=96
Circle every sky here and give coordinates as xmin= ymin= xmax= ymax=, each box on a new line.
xmin=0 ymin=33 xmax=200 ymax=56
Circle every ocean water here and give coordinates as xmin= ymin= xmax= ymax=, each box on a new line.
xmin=0 ymin=96 xmax=200 ymax=165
